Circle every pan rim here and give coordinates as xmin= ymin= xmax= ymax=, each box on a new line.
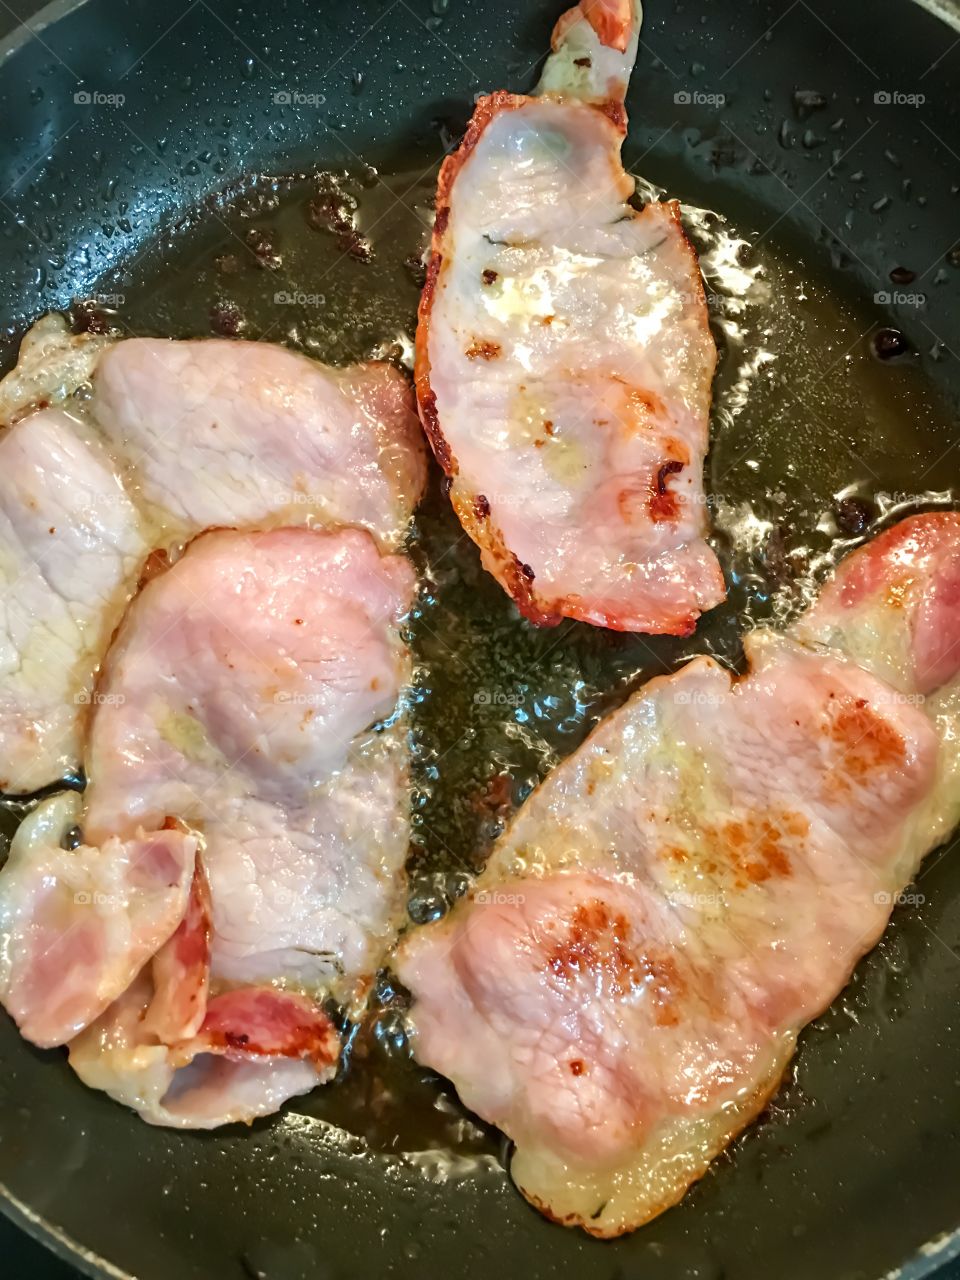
xmin=911 ymin=0 xmax=960 ymax=31
xmin=0 ymin=0 xmax=958 ymax=1275
xmin=0 ymin=0 xmax=92 ymax=59
xmin=0 ymin=1182 xmax=132 ymax=1280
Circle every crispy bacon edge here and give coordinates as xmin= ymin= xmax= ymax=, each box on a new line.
xmin=415 ymin=91 xmax=716 ymax=635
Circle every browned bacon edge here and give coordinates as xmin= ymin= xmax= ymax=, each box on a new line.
xmin=414 ymin=92 xmax=557 ymax=626
xmin=431 ymin=596 xmax=944 ymax=1235
xmin=414 ymin=89 xmax=712 ymax=635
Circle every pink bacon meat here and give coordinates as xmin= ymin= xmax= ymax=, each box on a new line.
xmin=395 ymin=513 xmax=960 ymax=1235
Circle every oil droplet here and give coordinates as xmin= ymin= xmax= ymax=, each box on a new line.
xmin=793 ymin=89 xmax=827 ymax=117
xmin=834 ymin=496 xmax=874 ymax=535
xmin=872 ymin=328 xmax=909 ymax=360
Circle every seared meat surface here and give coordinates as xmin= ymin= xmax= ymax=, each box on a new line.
xmin=84 ymin=526 xmax=415 ymax=1004
xmin=0 ymin=526 xmax=414 ymax=1126
xmin=0 ymin=318 xmax=424 ymax=794
xmin=395 ymin=513 xmax=960 ymax=1235
xmin=416 ymin=0 xmax=724 ymax=633
xmin=0 ymin=315 xmax=423 ymax=1126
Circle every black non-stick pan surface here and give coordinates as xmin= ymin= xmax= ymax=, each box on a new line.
xmin=1 ymin=1 xmax=960 ymax=1277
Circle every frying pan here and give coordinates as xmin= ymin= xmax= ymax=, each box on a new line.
xmin=1 ymin=0 xmax=960 ymax=1277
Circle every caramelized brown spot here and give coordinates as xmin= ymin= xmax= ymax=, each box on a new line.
xmin=574 ymin=56 xmax=592 ymax=67
xmin=138 ymin=547 xmax=170 ymax=588
xmin=469 ymin=771 xmax=514 ymax=820
xmin=656 ymin=460 xmax=684 ymax=494
xmin=546 ymin=902 xmax=685 ymax=1023
xmin=649 ymin=460 xmax=684 ymax=522
xmin=475 ymin=494 xmax=491 ymax=519
xmin=597 ymin=100 xmax=627 ymax=132
xmin=706 ymin=812 xmax=804 ymax=885
xmin=569 ymin=1058 xmax=586 ymax=1075
xmin=418 ymin=389 xmax=455 ymax=475
xmin=548 ymin=901 xmax=637 ymax=994
xmin=621 ymin=384 xmax=668 ymax=428
xmin=481 ymin=268 xmax=498 ymax=285
xmin=465 ymin=339 xmax=502 ymax=360
xmin=830 ymin=698 xmax=905 ymax=780
xmin=885 ymin=581 xmax=908 ymax=610
xmin=782 ymin=811 xmax=810 ymax=838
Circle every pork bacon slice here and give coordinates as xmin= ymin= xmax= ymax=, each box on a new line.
xmin=0 ymin=409 xmax=146 ymax=792
xmin=0 ymin=792 xmax=197 ymax=1048
xmin=415 ymin=0 xmax=724 ymax=634
xmin=0 ymin=525 xmax=414 ymax=1125
xmin=91 ymin=336 xmax=426 ymax=552
xmin=0 ymin=317 xmax=425 ymax=794
xmin=394 ymin=513 xmax=960 ymax=1236
xmin=70 ymin=973 xmax=340 ymax=1129
xmin=81 ymin=525 xmax=416 ymax=1006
